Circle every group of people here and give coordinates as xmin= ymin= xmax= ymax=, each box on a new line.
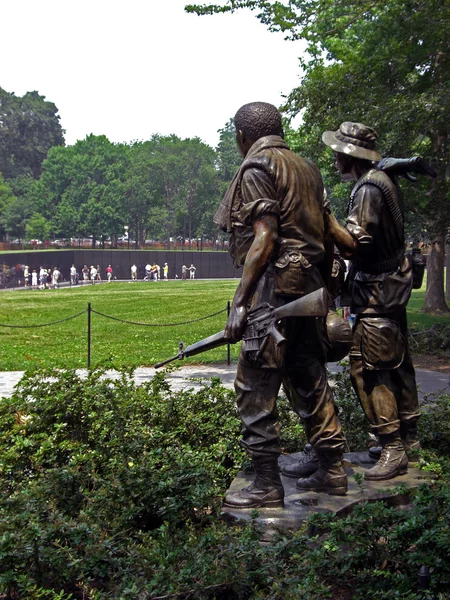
xmin=21 ymin=265 xmax=62 ymax=289
xmin=74 ymin=264 xmax=114 ymax=284
xmin=141 ymin=263 xmax=196 ymax=281
xmin=218 ymin=102 xmax=429 ymax=509
xmin=18 ymin=264 xmax=116 ymax=288
xmin=8 ymin=262 xmax=200 ymax=287
xmin=143 ymin=263 xmax=168 ymax=281
xmin=181 ymin=264 xmax=196 ymax=280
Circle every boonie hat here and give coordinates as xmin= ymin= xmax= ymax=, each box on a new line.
xmin=322 ymin=122 xmax=381 ymax=162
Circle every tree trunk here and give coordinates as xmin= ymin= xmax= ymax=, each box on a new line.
xmin=422 ymin=234 xmax=450 ymax=313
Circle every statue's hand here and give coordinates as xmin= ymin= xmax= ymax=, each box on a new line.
xmin=225 ymin=304 xmax=247 ymax=342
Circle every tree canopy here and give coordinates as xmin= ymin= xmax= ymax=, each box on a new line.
xmin=0 ymin=130 xmax=225 ymax=249
xmin=0 ymin=88 xmax=65 ymax=180
xmin=186 ymin=0 xmax=450 ymax=311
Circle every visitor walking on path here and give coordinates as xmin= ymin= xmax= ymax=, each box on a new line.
xmin=189 ymin=264 xmax=196 ymax=279
xmin=144 ymin=264 xmax=151 ymax=281
xmin=90 ymin=266 xmax=97 ymax=284
xmin=70 ymin=265 xmax=77 ymax=285
xmin=82 ymin=265 xmax=89 ymax=284
xmin=52 ymin=268 xmax=61 ymax=289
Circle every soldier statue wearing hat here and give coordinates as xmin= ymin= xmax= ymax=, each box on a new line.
xmin=322 ymin=122 xmax=422 ymax=481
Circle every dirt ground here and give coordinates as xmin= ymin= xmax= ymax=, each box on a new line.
xmin=413 ymin=354 xmax=450 ymax=373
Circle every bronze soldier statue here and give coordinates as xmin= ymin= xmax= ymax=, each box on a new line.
xmin=215 ymin=102 xmax=347 ymax=508
xmin=322 ymin=122 xmax=422 ymax=481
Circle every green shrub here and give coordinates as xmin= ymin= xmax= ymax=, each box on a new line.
xmin=2 ymin=368 xmax=450 ymax=599
xmin=419 ymin=393 xmax=450 ymax=458
xmin=277 ymin=393 xmax=308 ymax=454
xmin=409 ymin=323 xmax=450 ymax=356
xmin=0 ymin=368 xmax=245 ymax=597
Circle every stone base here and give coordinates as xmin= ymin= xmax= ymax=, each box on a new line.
xmin=222 ymin=451 xmax=433 ymax=539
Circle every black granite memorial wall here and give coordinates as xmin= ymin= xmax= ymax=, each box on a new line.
xmin=0 ymin=250 xmax=240 ymax=284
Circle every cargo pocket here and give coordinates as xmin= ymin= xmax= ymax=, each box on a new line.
xmin=361 ymin=317 xmax=404 ymax=370
xmin=274 ymin=251 xmax=317 ymax=296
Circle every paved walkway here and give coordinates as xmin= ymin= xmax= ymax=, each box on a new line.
xmin=0 ymin=363 xmax=448 ymax=400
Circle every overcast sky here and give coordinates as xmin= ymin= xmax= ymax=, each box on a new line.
xmin=1 ymin=0 xmax=307 ymax=148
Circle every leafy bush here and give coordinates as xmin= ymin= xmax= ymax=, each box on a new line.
xmin=409 ymin=323 xmax=450 ymax=356
xmin=419 ymin=393 xmax=450 ymax=458
xmin=277 ymin=393 xmax=308 ymax=454
xmin=2 ymin=368 xmax=450 ymax=599
xmin=0 ymin=368 xmax=245 ymax=598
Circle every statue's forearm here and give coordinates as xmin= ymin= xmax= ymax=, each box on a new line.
xmin=325 ymin=212 xmax=358 ymax=257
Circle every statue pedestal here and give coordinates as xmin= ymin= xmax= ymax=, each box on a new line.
xmin=222 ymin=452 xmax=432 ymax=540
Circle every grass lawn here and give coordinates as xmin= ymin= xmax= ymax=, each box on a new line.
xmin=0 ymin=280 xmax=240 ymax=370
xmin=0 ymin=277 xmax=449 ymax=371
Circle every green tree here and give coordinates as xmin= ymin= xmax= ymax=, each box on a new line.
xmin=187 ymin=0 xmax=450 ymax=313
xmin=177 ymin=137 xmax=218 ymax=244
xmin=215 ymin=118 xmax=242 ymax=194
xmin=0 ymin=174 xmax=15 ymax=240
xmin=25 ymin=213 xmax=52 ymax=242
xmin=2 ymin=197 xmax=34 ymax=241
xmin=126 ymin=135 xmax=219 ymax=248
xmin=41 ymin=135 xmax=129 ymax=244
xmin=124 ymin=141 xmax=162 ymax=246
xmin=0 ymin=88 xmax=65 ymax=180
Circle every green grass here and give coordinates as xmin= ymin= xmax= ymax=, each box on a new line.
xmin=405 ymin=289 xmax=450 ymax=328
xmin=0 ymin=280 xmax=240 ymax=370
xmin=0 ymin=278 xmax=449 ymax=371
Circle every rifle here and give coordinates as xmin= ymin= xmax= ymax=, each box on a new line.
xmin=154 ymin=287 xmax=328 ymax=368
xmin=377 ymin=156 xmax=437 ymax=182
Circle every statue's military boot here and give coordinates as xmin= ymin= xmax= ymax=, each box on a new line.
xmin=281 ymin=444 xmax=319 ymax=478
xmin=368 ymin=445 xmax=382 ymax=460
xmin=364 ymin=434 xmax=408 ymax=481
xmin=400 ymin=421 xmax=421 ymax=461
xmin=296 ymin=456 xmax=348 ymax=496
xmin=224 ymin=456 xmax=284 ymax=509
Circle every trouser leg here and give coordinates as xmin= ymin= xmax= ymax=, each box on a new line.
xmin=283 ymin=315 xmax=345 ymax=458
xmin=225 ymin=351 xmax=285 ymax=508
xmin=350 ymin=314 xmax=420 ymax=437
xmin=234 ymin=357 xmax=283 ymax=458
xmin=284 ymin=356 xmax=345 ymax=457
xmin=350 ymin=319 xmax=400 ymax=436
xmin=391 ymin=310 xmax=420 ymax=427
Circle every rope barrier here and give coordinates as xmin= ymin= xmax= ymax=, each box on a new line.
xmin=0 ymin=309 xmax=87 ymax=329
xmin=90 ymin=307 xmax=228 ymax=327
xmin=0 ymin=302 xmax=231 ymax=367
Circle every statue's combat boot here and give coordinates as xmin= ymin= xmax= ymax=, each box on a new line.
xmin=364 ymin=432 xmax=408 ymax=481
xmin=296 ymin=452 xmax=348 ymax=496
xmin=400 ymin=420 xmax=421 ymax=461
xmin=281 ymin=444 xmax=320 ymax=478
xmin=368 ymin=443 xmax=382 ymax=460
xmin=224 ymin=455 xmax=284 ymax=509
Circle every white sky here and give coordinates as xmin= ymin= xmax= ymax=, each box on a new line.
xmin=1 ymin=0 xmax=306 ymax=148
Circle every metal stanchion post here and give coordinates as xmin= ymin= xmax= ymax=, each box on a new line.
xmin=227 ymin=301 xmax=231 ymax=366
xmin=87 ymin=302 xmax=91 ymax=368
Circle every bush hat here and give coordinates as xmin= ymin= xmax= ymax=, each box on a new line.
xmin=322 ymin=122 xmax=381 ymax=162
